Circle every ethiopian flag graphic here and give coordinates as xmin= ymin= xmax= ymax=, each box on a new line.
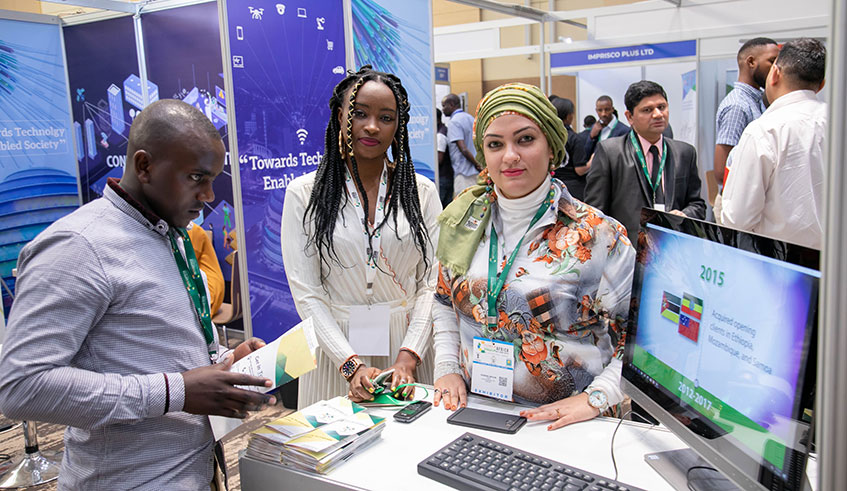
xmin=681 ymin=293 xmax=704 ymax=320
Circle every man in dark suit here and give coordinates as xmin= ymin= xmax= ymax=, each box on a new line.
xmin=585 ymin=80 xmax=705 ymax=238
xmin=583 ymin=95 xmax=630 ymax=161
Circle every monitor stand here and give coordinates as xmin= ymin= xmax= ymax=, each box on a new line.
xmin=644 ymin=449 xmax=741 ymax=491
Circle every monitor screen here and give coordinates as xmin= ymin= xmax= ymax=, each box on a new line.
xmin=622 ymin=209 xmax=819 ymax=491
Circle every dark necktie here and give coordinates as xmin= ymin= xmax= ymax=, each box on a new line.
xmin=649 ymin=145 xmax=665 ymax=205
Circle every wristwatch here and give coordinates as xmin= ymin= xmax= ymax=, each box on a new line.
xmin=340 ymin=356 xmax=364 ymax=381
xmin=585 ymin=387 xmax=609 ymax=413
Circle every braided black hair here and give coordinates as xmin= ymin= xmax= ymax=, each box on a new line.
xmin=304 ymin=65 xmax=431 ymax=284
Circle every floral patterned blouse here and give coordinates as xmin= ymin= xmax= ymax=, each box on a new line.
xmin=432 ymin=179 xmax=635 ymax=406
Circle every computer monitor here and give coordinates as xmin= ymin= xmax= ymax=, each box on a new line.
xmin=621 ymin=209 xmax=819 ymax=491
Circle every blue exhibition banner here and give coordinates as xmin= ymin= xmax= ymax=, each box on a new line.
xmin=551 ymin=40 xmax=697 ymax=69
xmin=64 ymin=16 xmax=139 ymax=205
xmin=225 ymin=0 xmax=346 ymax=340
xmin=143 ymin=2 xmax=236 ymax=281
xmin=352 ymin=0 xmax=436 ymax=182
xmin=435 ymin=65 xmax=449 ymax=83
xmin=0 ymin=18 xmax=79 ymax=317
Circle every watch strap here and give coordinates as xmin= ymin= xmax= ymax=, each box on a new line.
xmin=340 ymin=356 xmax=364 ymax=381
xmin=584 ymin=387 xmax=609 ymax=412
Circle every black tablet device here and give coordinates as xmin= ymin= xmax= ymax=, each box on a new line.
xmin=446 ymin=407 xmax=526 ymax=434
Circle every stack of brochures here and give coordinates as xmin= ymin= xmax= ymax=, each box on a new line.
xmin=246 ymin=396 xmax=385 ymax=474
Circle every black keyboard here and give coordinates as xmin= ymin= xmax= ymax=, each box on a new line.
xmin=417 ymin=432 xmax=645 ymax=491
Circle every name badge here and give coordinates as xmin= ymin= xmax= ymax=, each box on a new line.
xmin=654 ymin=203 xmax=666 ymax=212
xmin=470 ymin=337 xmax=514 ymax=401
xmin=348 ymin=304 xmax=390 ymax=357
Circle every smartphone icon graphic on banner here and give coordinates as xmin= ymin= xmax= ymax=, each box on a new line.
xmin=236 ymin=26 xmax=244 ymax=40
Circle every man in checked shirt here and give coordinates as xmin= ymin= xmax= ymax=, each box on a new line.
xmin=0 ymin=100 xmax=274 ymax=490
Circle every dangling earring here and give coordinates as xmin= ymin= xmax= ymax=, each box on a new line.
xmin=338 ymin=131 xmax=345 ymax=158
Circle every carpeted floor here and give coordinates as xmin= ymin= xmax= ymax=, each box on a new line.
xmin=0 ymin=404 xmax=292 ymax=490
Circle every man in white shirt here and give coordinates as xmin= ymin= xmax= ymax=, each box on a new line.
xmin=721 ymin=38 xmax=827 ymax=249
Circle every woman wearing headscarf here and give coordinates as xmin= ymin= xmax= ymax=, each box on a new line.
xmin=281 ymin=66 xmax=440 ymax=408
xmin=431 ymin=83 xmax=635 ymax=429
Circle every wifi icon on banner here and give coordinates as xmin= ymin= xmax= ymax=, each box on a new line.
xmin=296 ymin=128 xmax=308 ymax=144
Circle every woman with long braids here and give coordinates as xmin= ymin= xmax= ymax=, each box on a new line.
xmin=281 ymin=66 xmax=441 ymax=408
xmin=431 ymin=83 xmax=635 ymax=429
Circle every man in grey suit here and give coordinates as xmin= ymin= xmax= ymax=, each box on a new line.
xmin=585 ymin=80 xmax=705 ymax=239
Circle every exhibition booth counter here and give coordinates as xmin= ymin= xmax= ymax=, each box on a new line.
xmin=239 ymin=392 xmax=691 ymax=491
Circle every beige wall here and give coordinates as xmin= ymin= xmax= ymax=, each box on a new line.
xmin=433 ymin=0 xmax=485 ymax=110
xmin=0 ymin=0 xmax=42 ymax=13
xmin=435 ymin=0 xmax=641 ymax=112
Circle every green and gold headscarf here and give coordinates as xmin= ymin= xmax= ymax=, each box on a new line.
xmin=436 ymin=83 xmax=567 ymax=276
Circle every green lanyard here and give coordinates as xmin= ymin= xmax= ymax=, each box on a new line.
xmin=168 ymin=228 xmax=216 ymax=356
xmin=629 ymin=130 xmax=667 ymax=203
xmin=487 ymin=198 xmax=552 ymax=333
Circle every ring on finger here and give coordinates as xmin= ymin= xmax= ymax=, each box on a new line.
xmin=434 ymin=388 xmax=441 ymax=394
xmin=555 ymin=408 xmax=561 ymax=418
xmin=442 ymin=389 xmax=450 ymax=395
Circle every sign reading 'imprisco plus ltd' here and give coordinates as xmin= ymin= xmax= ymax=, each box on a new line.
xmin=551 ymin=40 xmax=696 ymax=69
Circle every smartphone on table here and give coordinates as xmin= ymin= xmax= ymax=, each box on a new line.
xmin=394 ymin=400 xmax=432 ymax=423
xmin=446 ymin=407 xmax=526 ymax=434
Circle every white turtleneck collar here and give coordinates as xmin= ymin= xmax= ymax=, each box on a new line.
xmin=494 ymin=175 xmax=553 ymax=253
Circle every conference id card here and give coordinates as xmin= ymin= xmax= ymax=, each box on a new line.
xmin=654 ymin=203 xmax=666 ymax=212
xmin=470 ymin=337 xmax=514 ymax=401
xmin=348 ymin=304 xmax=390 ymax=356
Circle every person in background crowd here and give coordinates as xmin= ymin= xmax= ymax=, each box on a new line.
xmin=713 ymin=37 xmax=780 ymax=220
xmin=281 ymin=66 xmax=441 ymax=408
xmin=551 ymin=97 xmax=588 ymax=200
xmin=432 ymin=83 xmax=634 ymax=430
xmin=436 ymin=107 xmax=454 ymax=207
xmin=583 ymin=95 xmax=630 ymax=162
xmin=442 ymin=93 xmax=479 ymax=197
xmin=0 ymin=99 xmax=274 ymax=490
xmin=187 ymin=223 xmax=225 ymax=315
xmin=721 ymin=38 xmax=826 ymax=249
xmin=584 ymin=80 xmax=705 ymax=238
xmin=582 ymin=115 xmax=596 ymax=131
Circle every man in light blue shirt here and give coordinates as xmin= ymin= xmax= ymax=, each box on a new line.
xmin=714 ymin=37 xmax=779 ymax=186
xmin=442 ymin=94 xmax=478 ymax=197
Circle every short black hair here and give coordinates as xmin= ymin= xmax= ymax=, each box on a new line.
xmin=583 ymin=115 xmax=596 ymax=127
xmin=443 ymin=93 xmax=460 ymax=106
xmin=624 ymin=80 xmax=667 ymax=112
xmin=775 ymin=37 xmax=826 ymax=89
xmin=596 ymin=95 xmax=612 ymax=105
xmin=551 ymin=97 xmax=574 ymax=122
xmin=548 ymin=94 xmax=559 ymax=102
xmin=737 ymin=37 xmax=778 ymax=62
xmin=126 ymin=99 xmax=220 ymax=161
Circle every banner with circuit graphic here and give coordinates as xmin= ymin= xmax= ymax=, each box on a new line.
xmin=0 ymin=18 xmax=79 ymax=318
xmin=352 ymin=0 xmax=435 ymax=181
xmin=65 ymin=5 xmax=237 ymax=281
xmin=63 ymin=16 xmax=138 ymax=205
xmin=224 ymin=0 xmax=346 ymax=340
xmin=143 ymin=2 xmax=237 ymax=280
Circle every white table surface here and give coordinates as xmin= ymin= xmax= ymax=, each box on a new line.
xmin=239 ymin=392 xmax=690 ymax=491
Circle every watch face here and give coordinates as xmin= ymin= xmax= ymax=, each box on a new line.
xmin=588 ymin=390 xmax=607 ymax=408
